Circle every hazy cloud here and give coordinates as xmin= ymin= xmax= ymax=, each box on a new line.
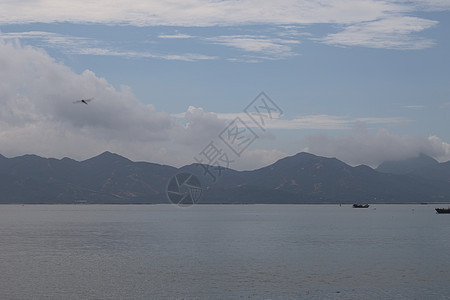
xmin=319 ymin=16 xmax=437 ymax=50
xmin=158 ymin=33 xmax=195 ymax=39
xmin=0 ymin=31 xmax=96 ymax=50
xmin=0 ymin=40 xmax=280 ymax=168
xmin=405 ymin=0 xmax=450 ymax=11
xmin=304 ymin=124 xmax=450 ymax=167
xmin=441 ymin=102 xmax=450 ymax=108
xmin=0 ymin=39 xmax=181 ymax=160
xmin=0 ymin=0 xmax=447 ymax=52
xmin=76 ymin=48 xmax=217 ymax=61
xmin=240 ymin=149 xmax=288 ymax=170
xmin=0 ymin=0 xmax=401 ymax=26
xmin=206 ymin=35 xmax=300 ymax=59
xmin=0 ymin=31 xmax=216 ymax=61
xmin=174 ymin=106 xmax=227 ymax=146
xmin=199 ymin=112 xmax=408 ymax=130
xmin=403 ymin=105 xmax=425 ymax=110
xmin=1 ymin=39 xmax=449 ymax=170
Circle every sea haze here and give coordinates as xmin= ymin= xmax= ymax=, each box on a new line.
xmin=0 ymin=204 xmax=449 ymax=299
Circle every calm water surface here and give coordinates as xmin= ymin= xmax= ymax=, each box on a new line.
xmin=0 ymin=204 xmax=449 ymax=299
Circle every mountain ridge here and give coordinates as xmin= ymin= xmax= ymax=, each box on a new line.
xmin=0 ymin=151 xmax=449 ymax=204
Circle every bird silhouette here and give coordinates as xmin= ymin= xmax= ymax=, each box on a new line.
xmin=73 ymin=98 xmax=94 ymax=105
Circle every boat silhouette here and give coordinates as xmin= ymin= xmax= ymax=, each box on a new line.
xmin=353 ymin=204 xmax=370 ymax=208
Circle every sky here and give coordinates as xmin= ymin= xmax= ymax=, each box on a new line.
xmin=0 ymin=0 xmax=449 ymax=170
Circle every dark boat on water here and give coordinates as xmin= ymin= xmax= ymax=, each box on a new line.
xmin=435 ymin=208 xmax=450 ymax=214
xmin=353 ymin=204 xmax=370 ymax=208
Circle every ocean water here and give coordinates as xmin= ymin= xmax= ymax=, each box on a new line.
xmin=0 ymin=204 xmax=449 ymax=299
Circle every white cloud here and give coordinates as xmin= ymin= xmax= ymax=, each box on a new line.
xmin=319 ymin=16 xmax=437 ymax=50
xmin=1 ymin=40 xmax=448 ymax=171
xmin=0 ymin=31 xmax=216 ymax=61
xmin=0 ymin=40 xmax=222 ymax=164
xmin=0 ymin=31 xmax=96 ymax=50
xmin=174 ymin=106 xmax=228 ymax=146
xmin=0 ymin=41 xmax=275 ymax=167
xmin=158 ymin=33 xmax=195 ymax=39
xmin=239 ymin=149 xmax=288 ymax=170
xmin=403 ymin=105 xmax=425 ymax=110
xmin=154 ymin=31 xmax=301 ymax=60
xmin=0 ymin=0 xmax=446 ymax=52
xmin=2 ymin=31 xmax=298 ymax=62
xmin=77 ymin=47 xmax=217 ymax=61
xmin=276 ymin=25 xmax=311 ymax=38
xmin=0 ymin=0 xmax=401 ymax=27
xmin=206 ymin=35 xmax=299 ymax=58
xmin=175 ymin=110 xmax=408 ymax=130
xmin=402 ymin=0 xmax=450 ymax=11
xmin=304 ymin=124 xmax=450 ymax=167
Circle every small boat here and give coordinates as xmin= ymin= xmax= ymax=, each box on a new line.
xmin=353 ymin=204 xmax=370 ymax=208
xmin=435 ymin=208 xmax=450 ymax=214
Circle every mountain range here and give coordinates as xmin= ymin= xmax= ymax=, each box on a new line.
xmin=0 ymin=151 xmax=449 ymax=204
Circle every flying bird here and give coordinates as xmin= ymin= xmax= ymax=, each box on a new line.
xmin=73 ymin=98 xmax=94 ymax=105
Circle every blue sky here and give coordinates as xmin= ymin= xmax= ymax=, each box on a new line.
xmin=0 ymin=1 xmax=449 ymax=169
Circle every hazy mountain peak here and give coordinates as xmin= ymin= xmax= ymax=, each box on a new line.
xmin=96 ymin=151 xmax=129 ymax=160
xmin=81 ymin=151 xmax=132 ymax=166
xmin=273 ymin=152 xmax=318 ymax=164
xmin=376 ymin=153 xmax=439 ymax=175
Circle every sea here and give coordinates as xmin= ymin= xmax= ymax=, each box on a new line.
xmin=0 ymin=204 xmax=449 ymax=299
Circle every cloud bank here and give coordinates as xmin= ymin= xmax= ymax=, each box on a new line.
xmin=0 ymin=0 xmax=402 ymax=27
xmin=1 ymin=40 xmax=449 ymax=170
xmin=0 ymin=31 xmax=217 ymax=62
xmin=0 ymin=40 xmax=287 ymax=169
xmin=304 ymin=124 xmax=450 ymax=167
xmin=0 ymin=40 xmax=211 ymax=163
xmin=319 ymin=16 xmax=437 ymax=50
xmin=0 ymin=0 xmax=447 ymax=52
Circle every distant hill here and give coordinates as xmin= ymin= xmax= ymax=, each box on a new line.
xmin=376 ymin=153 xmax=450 ymax=183
xmin=0 ymin=151 xmax=176 ymax=204
xmin=201 ymin=152 xmax=450 ymax=203
xmin=377 ymin=153 xmax=439 ymax=175
xmin=0 ymin=151 xmax=449 ymax=204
